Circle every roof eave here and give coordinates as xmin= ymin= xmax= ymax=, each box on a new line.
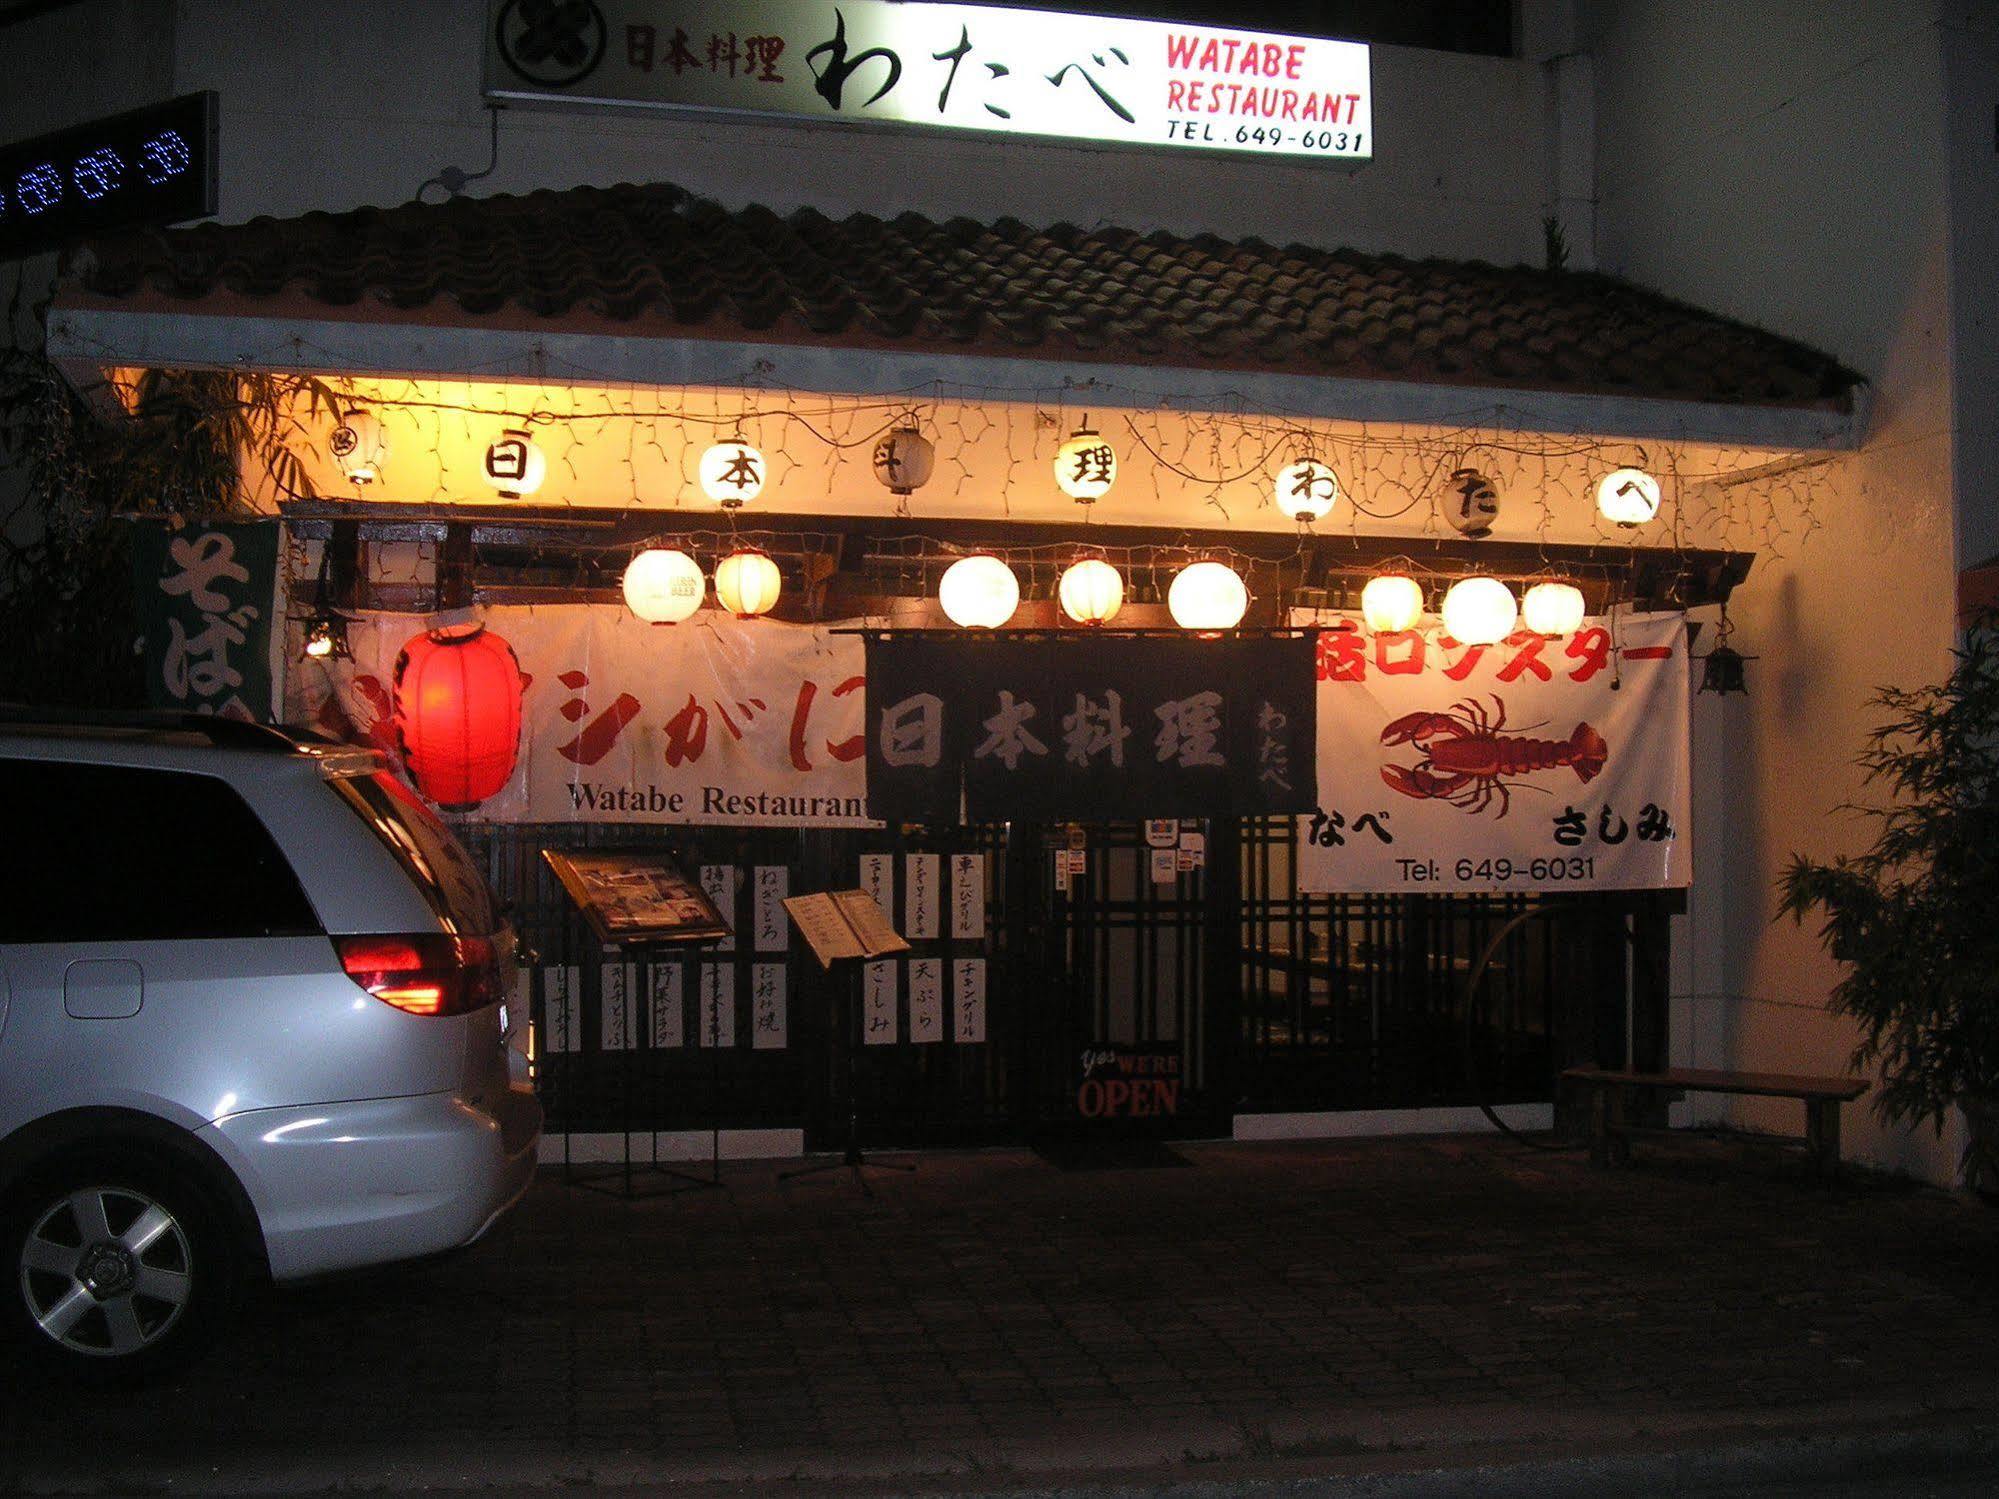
xmin=46 ymin=298 xmax=1863 ymax=453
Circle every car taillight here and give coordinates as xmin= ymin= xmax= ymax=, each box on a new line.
xmin=335 ymin=934 xmax=500 ymax=1018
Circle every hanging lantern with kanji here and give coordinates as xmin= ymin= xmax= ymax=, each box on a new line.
xmin=328 ymin=409 xmax=389 ymax=486
xmin=482 ymin=427 xmax=546 ymax=498
xmin=1274 ymin=459 xmax=1340 ymax=524
xmin=871 ymin=425 xmax=936 ymax=497
xmin=392 ymin=624 xmax=524 ymax=810
xmin=699 ymin=438 xmax=767 ymax=508
xmin=1054 ymin=422 xmax=1117 ymax=504
xmin=1445 ymin=468 xmax=1500 ymax=537
xmin=1597 ymin=466 xmax=1661 ymax=527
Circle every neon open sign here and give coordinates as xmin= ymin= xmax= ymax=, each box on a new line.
xmin=0 ymin=92 xmax=217 ymax=260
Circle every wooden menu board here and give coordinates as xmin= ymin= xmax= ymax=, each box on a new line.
xmin=541 ymin=849 xmax=731 ymax=945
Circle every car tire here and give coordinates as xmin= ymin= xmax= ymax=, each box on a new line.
xmin=3 ymin=1149 xmax=238 ymax=1380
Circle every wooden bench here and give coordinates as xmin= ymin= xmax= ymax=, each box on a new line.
xmin=1560 ymin=1067 xmax=1870 ymax=1179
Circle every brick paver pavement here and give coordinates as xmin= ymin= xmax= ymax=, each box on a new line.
xmin=3 ymin=1135 xmax=1997 ymax=1492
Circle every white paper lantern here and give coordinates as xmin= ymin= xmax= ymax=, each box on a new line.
xmin=1275 ymin=459 xmax=1339 ymax=523
xmin=1597 ymin=466 xmax=1661 ymax=526
xmin=1445 ymin=467 xmax=1500 ymax=537
xmin=714 ymin=550 xmax=782 ymax=618
xmin=1058 ymin=558 xmax=1124 ymax=626
xmin=1054 ymin=424 xmax=1117 ymax=503
xmin=328 ymin=409 xmax=388 ymax=485
xmin=482 ymin=427 xmax=546 ymax=498
xmin=1167 ymin=562 xmax=1248 ymax=631
xmin=622 ymin=548 xmax=705 ymax=625
xmin=1521 ymin=580 xmax=1586 ymax=637
xmin=699 ymin=439 xmax=767 ymax=507
xmin=1440 ymin=577 xmax=1517 ymax=646
xmin=1361 ymin=574 xmax=1425 ymax=633
xmin=939 ymin=554 xmax=1020 ymax=629
xmin=871 ymin=425 xmax=936 ymax=496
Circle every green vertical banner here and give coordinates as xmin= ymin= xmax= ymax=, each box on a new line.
xmin=131 ymin=518 xmax=280 ymax=722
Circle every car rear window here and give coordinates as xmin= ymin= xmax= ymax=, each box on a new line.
xmin=329 ymin=771 xmax=500 ymax=936
xmin=0 ymin=758 xmax=320 ymax=943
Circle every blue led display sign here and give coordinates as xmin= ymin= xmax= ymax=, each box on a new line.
xmin=0 ymin=92 xmax=217 ymax=260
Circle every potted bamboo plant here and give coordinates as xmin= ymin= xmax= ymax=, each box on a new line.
xmin=1778 ymin=622 xmax=1999 ymax=1196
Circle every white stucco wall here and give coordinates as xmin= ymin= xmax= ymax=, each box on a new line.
xmin=1590 ymin=0 xmax=1972 ymax=1182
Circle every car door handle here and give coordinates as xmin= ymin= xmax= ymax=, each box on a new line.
xmin=64 ymin=959 xmax=143 ymax=1019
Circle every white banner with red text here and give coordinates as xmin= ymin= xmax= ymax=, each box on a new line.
xmin=1294 ymin=610 xmax=1690 ymax=893
xmin=289 ymin=607 xmax=874 ymax=827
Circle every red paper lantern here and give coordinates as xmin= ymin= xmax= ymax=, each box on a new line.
xmin=392 ymin=624 xmax=523 ymax=809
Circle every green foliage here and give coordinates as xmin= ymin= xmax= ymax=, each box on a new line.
xmin=1778 ymin=623 xmax=1999 ymax=1154
xmin=0 ymin=297 xmax=341 ymax=707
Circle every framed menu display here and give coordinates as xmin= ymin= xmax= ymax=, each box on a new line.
xmin=540 ymin=849 xmax=731 ymax=945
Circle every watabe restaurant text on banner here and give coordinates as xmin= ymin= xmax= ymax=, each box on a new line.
xmin=292 ymin=607 xmax=874 ymax=827
xmin=865 ymin=635 xmax=1317 ymax=823
xmin=1297 ymin=612 xmax=1690 ymax=894
xmin=485 ymin=1 xmax=1371 ymax=163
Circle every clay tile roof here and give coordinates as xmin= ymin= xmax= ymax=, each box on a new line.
xmin=61 ymin=180 xmax=1860 ymax=410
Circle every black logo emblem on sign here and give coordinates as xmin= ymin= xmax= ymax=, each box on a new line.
xmin=495 ymin=0 xmax=608 ymax=89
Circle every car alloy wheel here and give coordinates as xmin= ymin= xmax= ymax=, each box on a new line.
xmin=18 ymin=1185 xmax=195 ymax=1358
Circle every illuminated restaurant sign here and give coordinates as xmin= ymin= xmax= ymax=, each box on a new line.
xmin=485 ymin=1 xmax=1372 ymax=162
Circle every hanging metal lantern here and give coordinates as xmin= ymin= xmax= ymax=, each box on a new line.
xmin=939 ymin=554 xmax=1020 ymax=629
xmin=1361 ymin=574 xmax=1425 ymax=633
xmin=1058 ymin=557 xmax=1124 ymax=626
xmin=699 ymin=438 xmax=767 ymax=508
xmin=328 ymin=409 xmax=388 ymax=486
xmin=1521 ymin=580 xmax=1586 ymax=637
xmin=713 ymin=549 xmax=782 ymax=618
xmin=1445 ymin=468 xmax=1500 ymax=537
xmin=871 ymin=425 xmax=936 ymax=497
xmin=300 ymin=612 xmax=351 ymax=661
xmin=1698 ymin=608 xmax=1753 ymax=694
xmin=1275 ymin=459 xmax=1340 ymax=524
xmin=622 ymin=548 xmax=705 ymax=625
xmin=1440 ymin=577 xmax=1517 ymax=645
xmin=1597 ymin=466 xmax=1661 ymax=527
xmin=1054 ymin=422 xmax=1117 ymax=504
xmin=392 ymin=624 xmax=523 ymax=810
xmin=1167 ymin=562 xmax=1248 ymax=631
xmin=482 ymin=427 xmax=546 ymax=498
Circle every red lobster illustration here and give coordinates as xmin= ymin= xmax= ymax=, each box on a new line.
xmin=1380 ymin=695 xmax=1607 ymax=817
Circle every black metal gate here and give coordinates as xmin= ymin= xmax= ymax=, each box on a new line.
xmin=470 ymin=814 xmax=1658 ymax=1149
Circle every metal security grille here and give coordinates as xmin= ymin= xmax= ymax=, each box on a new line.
xmin=1234 ymin=815 xmax=1636 ymax=1115
xmin=467 ymin=814 xmax=1658 ymax=1148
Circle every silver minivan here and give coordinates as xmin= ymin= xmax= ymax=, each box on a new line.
xmin=0 ymin=713 xmax=541 ymax=1375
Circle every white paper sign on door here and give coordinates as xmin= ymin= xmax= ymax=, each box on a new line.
xmin=542 ymin=966 xmax=580 ymax=1052
xmin=698 ymin=964 xmax=736 ymax=1047
xmin=863 ymin=960 xmax=897 ymax=1045
xmin=701 ymin=865 xmax=737 ymax=950
xmin=953 ymin=958 xmax=986 ymax=1044
xmin=754 ymin=865 xmax=789 ymax=951
xmin=752 ymin=964 xmax=787 ymax=1049
xmin=859 ymin=853 xmax=892 ymax=913
xmin=649 ymin=963 xmax=684 ymax=1048
xmin=950 ymin=853 xmax=985 ymax=939
xmin=906 ymin=854 xmax=940 ymax=939
xmin=909 ymin=957 xmax=943 ymax=1044
xmin=600 ymin=961 xmax=637 ymax=1050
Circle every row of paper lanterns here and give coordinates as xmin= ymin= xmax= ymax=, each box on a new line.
xmin=619 ymin=541 xmax=1587 ymax=644
xmin=327 ymin=410 xmax=1665 ymax=528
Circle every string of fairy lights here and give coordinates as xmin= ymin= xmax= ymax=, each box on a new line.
xmin=277 ymin=367 xmax=1836 ymax=661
